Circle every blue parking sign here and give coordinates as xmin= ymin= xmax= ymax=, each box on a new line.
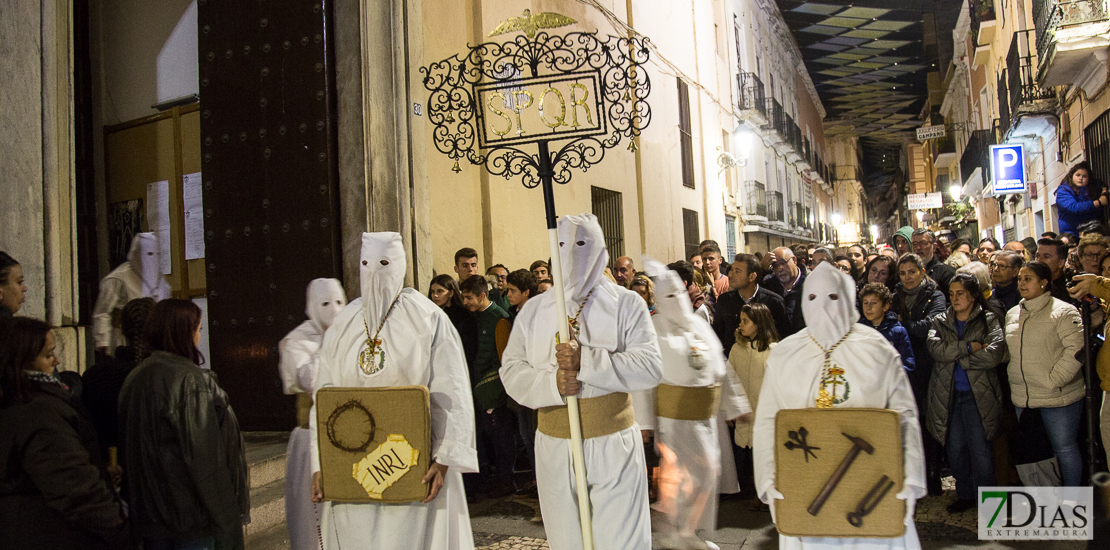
xmin=990 ymin=144 xmax=1026 ymax=193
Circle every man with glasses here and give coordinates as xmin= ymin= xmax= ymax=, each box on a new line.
xmin=762 ymin=246 xmax=806 ymax=334
xmin=990 ymin=250 xmax=1024 ymax=313
xmin=1076 ymin=233 xmax=1110 ymax=274
xmin=486 ymin=264 xmax=511 ymax=311
xmin=911 ymin=228 xmax=956 ymax=296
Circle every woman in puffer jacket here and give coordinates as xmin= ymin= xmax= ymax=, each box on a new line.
xmin=1005 ymin=261 xmax=1085 ymax=486
xmin=926 ymin=273 xmax=1008 ymax=513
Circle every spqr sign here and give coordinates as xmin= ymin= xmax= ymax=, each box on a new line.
xmin=475 ymin=72 xmax=606 ymax=148
xmin=990 ymin=144 xmax=1027 ymax=194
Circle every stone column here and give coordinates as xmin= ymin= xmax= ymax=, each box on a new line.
xmin=0 ymin=0 xmax=86 ymax=371
xmin=334 ymin=0 xmax=431 ymax=295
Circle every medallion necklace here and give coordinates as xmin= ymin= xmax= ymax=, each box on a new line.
xmin=809 ymin=327 xmax=852 ymax=408
xmin=359 ymin=293 xmax=402 ymax=375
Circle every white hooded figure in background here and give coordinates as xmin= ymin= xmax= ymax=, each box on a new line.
xmin=635 ymin=257 xmax=751 ymax=550
xmin=753 ymin=263 xmax=926 ymax=550
xmin=500 ymin=213 xmax=663 ymax=550
xmin=279 ymin=278 xmax=346 ymax=550
xmin=92 ymin=232 xmax=172 ymax=354
xmin=308 ymin=232 xmax=478 ymax=550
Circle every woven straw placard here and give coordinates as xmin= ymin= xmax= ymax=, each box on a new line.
xmin=316 ymin=386 xmax=430 ymax=503
xmin=774 ymin=408 xmax=905 ymax=538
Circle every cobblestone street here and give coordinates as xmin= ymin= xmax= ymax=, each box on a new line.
xmin=464 ymin=478 xmax=1088 ymax=550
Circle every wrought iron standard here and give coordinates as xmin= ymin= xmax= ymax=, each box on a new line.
xmin=421 ymin=31 xmax=652 ymax=188
xmin=422 ymin=29 xmax=653 ymax=550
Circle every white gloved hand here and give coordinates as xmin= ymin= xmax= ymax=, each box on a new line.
xmin=763 ymin=486 xmax=785 ymax=523
xmin=895 ymin=487 xmax=917 ymax=526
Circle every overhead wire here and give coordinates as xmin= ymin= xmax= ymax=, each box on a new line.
xmin=570 ymin=0 xmax=737 ymax=119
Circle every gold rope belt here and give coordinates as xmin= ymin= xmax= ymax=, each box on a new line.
xmin=296 ymin=393 xmax=313 ymax=429
xmin=537 ymin=391 xmax=634 ymax=439
xmin=656 ymin=383 xmax=721 ymax=421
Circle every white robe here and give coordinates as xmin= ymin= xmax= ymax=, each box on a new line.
xmin=501 ymin=281 xmax=663 ymax=550
xmin=644 ymin=317 xmax=751 ymax=540
xmin=309 ymin=289 xmax=478 ymax=550
xmin=92 ymin=233 xmax=171 ymax=352
xmin=92 ymin=263 xmax=142 ymax=351
xmin=753 ymin=327 xmax=926 ymax=550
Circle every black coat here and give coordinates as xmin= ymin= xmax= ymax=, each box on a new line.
xmin=119 ymin=352 xmax=248 ymax=539
xmin=712 ymin=287 xmax=791 ymax=355
xmin=893 ymin=279 xmax=948 ymax=403
xmin=993 ymin=280 xmax=1021 ymax=315
xmin=0 ymin=378 xmax=127 ymax=549
xmin=925 ymin=257 xmax=957 ymax=298
xmin=81 ymin=346 xmax=140 ymax=453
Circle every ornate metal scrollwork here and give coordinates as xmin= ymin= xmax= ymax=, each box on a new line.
xmin=421 ymin=31 xmax=652 ymax=188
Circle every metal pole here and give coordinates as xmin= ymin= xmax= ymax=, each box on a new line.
xmin=1084 ymin=300 xmax=1097 ymax=482
xmin=538 ymin=140 xmax=594 ymax=550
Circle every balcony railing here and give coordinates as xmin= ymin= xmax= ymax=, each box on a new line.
xmin=789 ymin=201 xmax=806 ymax=229
xmin=960 ymin=128 xmax=996 ymax=183
xmin=768 ymin=191 xmax=785 ymax=222
xmin=969 ymin=0 xmax=996 ymax=44
xmin=737 ymin=71 xmax=767 ymax=117
xmin=1006 ymin=29 xmax=1055 ymax=120
xmin=933 ymin=133 xmax=956 ymax=160
xmin=785 ymin=114 xmax=797 ymax=151
xmin=744 ymin=180 xmax=767 ymax=218
xmin=1033 ymin=0 xmax=1109 ymax=63
xmin=766 ymin=98 xmax=787 ymax=139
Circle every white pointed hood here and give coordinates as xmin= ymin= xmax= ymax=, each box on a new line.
xmin=128 ymin=232 xmax=171 ymax=300
xmin=306 ymin=278 xmax=346 ymax=334
xmin=360 ymin=232 xmax=406 ymax=332
xmin=643 ymin=256 xmax=696 ymax=330
xmin=802 ymin=262 xmax=859 ymax=348
xmin=557 ymin=213 xmax=609 ymax=307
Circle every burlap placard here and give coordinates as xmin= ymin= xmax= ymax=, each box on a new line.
xmin=316 ymin=386 xmax=430 ymax=503
xmin=774 ymin=408 xmax=905 ymax=538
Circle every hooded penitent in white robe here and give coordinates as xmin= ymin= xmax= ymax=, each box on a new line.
xmin=636 ymin=257 xmax=750 ymax=549
xmin=501 ymin=214 xmax=663 ymax=550
xmin=92 ymin=233 xmax=172 ymax=352
xmin=753 ymin=263 xmax=927 ymax=550
xmin=279 ymin=278 xmax=345 ymax=550
xmin=309 ymin=232 xmax=478 ymax=550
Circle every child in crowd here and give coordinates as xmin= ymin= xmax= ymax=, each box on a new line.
xmin=858 ymin=282 xmax=916 ymax=372
xmin=728 ymin=303 xmax=780 ymax=512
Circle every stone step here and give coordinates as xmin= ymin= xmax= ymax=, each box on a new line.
xmin=245 ymin=432 xmax=290 ymax=490
xmin=245 ymin=522 xmax=291 ymax=550
xmin=246 ymin=478 xmax=286 ymax=538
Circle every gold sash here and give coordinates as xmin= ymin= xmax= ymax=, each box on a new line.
xmin=537 ymin=392 xmax=634 ymax=439
xmin=655 ymin=383 xmax=721 ymax=421
xmin=296 ymin=393 xmax=313 ymax=429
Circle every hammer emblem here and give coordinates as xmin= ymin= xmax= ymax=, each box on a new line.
xmin=807 ymin=432 xmax=875 ymax=516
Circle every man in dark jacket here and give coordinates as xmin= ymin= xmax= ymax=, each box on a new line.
xmin=990 ymin=250 xmax=1024 ymax=314
xmin=1037 ymin=237 xmax=1080 ymax=308
xmin=763 ymin=247 xmax=807 ymax=334
xmin=713 ymin=254 xmax=791 ymax=355
xmin=912 ymin=228 xmax=956 ymax=296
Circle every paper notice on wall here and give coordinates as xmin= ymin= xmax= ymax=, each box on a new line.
xmin=192 ymin=297 xmax=211 ymax=369
xmin=183 ymin=172 xmax=205 ymax=260
xmin=146 ymin=180 xmax=172 ymax=275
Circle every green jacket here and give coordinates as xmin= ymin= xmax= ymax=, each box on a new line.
xmin=472 ymin=303 xmax=509 ymax=410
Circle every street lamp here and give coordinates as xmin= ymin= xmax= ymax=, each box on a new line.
xmin=831 ymin=212 xmax=842 ymax=225
xmin=870 ymin=224 xmax=879 ymax=241
xmin=949 ymin=183 xmax=962 ymax=201
xmin=915 ymin=210 xmax=925 ymax=221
